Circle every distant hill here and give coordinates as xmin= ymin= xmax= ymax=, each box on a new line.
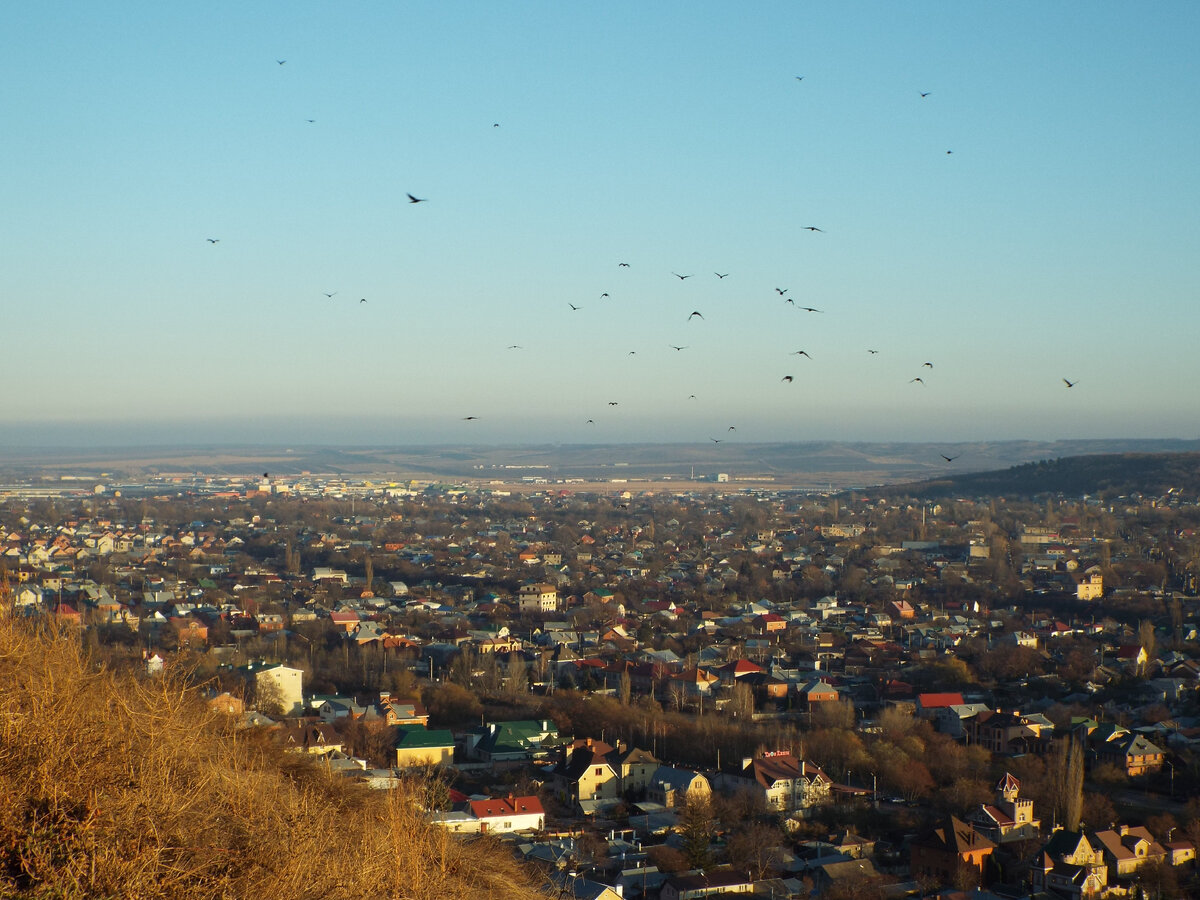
xmin=872 ymin=452 xmax=1200 ymax=500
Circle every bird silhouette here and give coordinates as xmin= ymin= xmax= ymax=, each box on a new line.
xmin=462 ymin=416 xmax=478 ymax=420
xmin=206 ymin=238 xmax=219 ymax=243
xmin=672 ymin=272 xmax=692 ymax=280
xmin=507 ymin=344 xmax=523 ymax=350
xmin=946 ymin=150 xmax=953 ymax=155
xmin=586 ymin=419 xmax=594 ymax=424
xmin=710 ymin=438 xmax=721 ymax=443
xmin=407 ymin=193 xmax=427 ymax=203
xmin=803 ymin=226 xmax=823 ymax=232
xmin=727 ymin=426 xmax=736 ymax=432
xmin=323 ymin=292 xmax=337 ymax=298
xmin=799 ymin=307 xmax=823 ymax=313
xmin=359 ymin=299 xmax=367 ymax=303
xmin=867 ymin=349 xmax=879 ymax=354
xmin=782 ymin=375 xmax=794 ymax=383
xmin=276 ymin=59 xmax=286 ymax=65
xmin=910 ymin=377 xmax=925 ymax=385
xmin=569 ymin=303 xmax=581 ymax=311
xmin=941 ymin=454 xmax=959 ymax=462
xmin=715 ymin=272 xmax=729 ymax=279
xmin=608 ymin=401 xmax=619 ymax=406
xmin=923 ymin=362 xmax=933 ymax=368
xmin=688 ymin=311 xmax=704 ymax=320
xmin=618 ymin=262 xmax=630 ymax=267
xmin=791 ymin=350 xmax=811 ymax=358
xmin=600 ymin=293 xmax=609 ymax=299
xmin=306 ymin=119 xmax=315 ymax=123
xmin=493 ymin=123 xmax=500 ymax=127
xmin=627 ymin=351 xmax=636 ymax=355
xmin=784 ymin=297 xmax=795 ymax=306
xmin=1063 ymin=378 xmax=1077 ymax=388
xmin=775 ymin=288 xmax=788 ymax=295
xmin=795 ymin=75 xmax=804 ymax=81
xmin=920 ymin=91 xmax=931 ymax=97
xmin=670 ymin=345 xmax=688 ymax=351
xmin=688 ymin=394 xmax=697 ymax=399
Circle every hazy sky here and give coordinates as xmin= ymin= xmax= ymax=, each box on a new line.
xmin=4 ymin=3 xmax=1198 ymax=446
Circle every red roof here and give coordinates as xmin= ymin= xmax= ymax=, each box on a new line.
xmin=469 ymin=795 xmax=544 ymax=819
xmin=917 ymin=692 xmax=965 ymax=709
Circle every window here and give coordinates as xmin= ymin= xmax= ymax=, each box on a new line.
xmin=595 ymin=767 xmax=603 ymax=776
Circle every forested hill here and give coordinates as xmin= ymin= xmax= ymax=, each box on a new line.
xmin=876 ymin=452 xmax=1200 ymax=501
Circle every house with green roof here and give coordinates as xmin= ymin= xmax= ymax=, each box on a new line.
xmin=464 ymin=719 xmax=562 ymax=766
xmin=394 ymin=724 xmax=454 ymax=768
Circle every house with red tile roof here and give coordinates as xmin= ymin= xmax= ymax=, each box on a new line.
xmin=469 ymin=794 xmax=544 ymax=834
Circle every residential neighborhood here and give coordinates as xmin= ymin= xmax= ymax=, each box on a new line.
xmin=4 ymin=468 xmax=1200 ymax=898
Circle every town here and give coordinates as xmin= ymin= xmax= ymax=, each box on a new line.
xmin=4 ymin=466 xmax=1200 ymax=900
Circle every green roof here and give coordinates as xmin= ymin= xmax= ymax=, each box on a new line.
xmin=394 ymin=724 xmax=454 ymax=750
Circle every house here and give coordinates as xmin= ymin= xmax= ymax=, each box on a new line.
xmin=646 ymin=766 xmax=711 ymax=808
xmin=279 ymin=722 xmax=344 ymax=757
xmin=518 ymin=583 xmax=559 ymax=613
xmin=608 ymin=741 xmax=659 ymax=797
xmin=660 ymin=868 xmax=755 ymax=900
xmin=798 ymin=678 xmax=840 ymax=712
xmin=241 ymin=662 xmax=304 ymax=715
xmin=968 ymin=772 xmax=1041 ymax=844
xmin=464 ymin=719 xmax=561 ymax=765
xmin=1075 ymin=570 xmax=1104 ymax=601
xmin=915 ymin=692 xmax=965 ymax=720
xmin=1095 ymin=732 xmax=1165 ymax=777
xmin=1030 ymin=830 xmax=1108 ymax=898
xmin=469 ymin=794 xmax=545 ymax=834
xmin=717 ymin=752 xmax=832 ymax=816
xmin=1092 ymin=825 xmax=1165 ymax=878
xmin=394 ymin=724 xmax=455 ymax=768
xmin=909 ymin=815 xmax=995 ymax=888
xmin=552 ymin=738 xmax=620 ymax=814
xmin=968 ymin=708 xmax=1052 ymax=755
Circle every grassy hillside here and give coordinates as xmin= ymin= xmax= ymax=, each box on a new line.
xmin=0 ymin=614 xmax=546 ymax=900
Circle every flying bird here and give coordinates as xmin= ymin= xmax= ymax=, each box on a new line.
xmin=715 ymin=272 xmax=729 ymax=279
xmin=790 ymin=350 xmax=811 ymax=358
xmin=276 ymin=59 xmax=286 ymax=65
xmin=493 ymin=123 xmax=500 ymax=127
xmin=775 ymin=288 xmax=788 ymax=295
xmin=462 ymin=416 xmax=478 ymax=420
xmin=672 ymin=272 xmax=692 ymax=280
xmin=600 ymin=292 xmax=609 ymax=298
xmin=803 ymin=226 xmax=823 ymax=232
xmin=1063 ymin=378 xmax=1077 ymax=388
xmin=206 ymin=238 xmax=219 ymax=243
xmin=586 ymin=419 xmax=594 ymax=424
xmin=784 ymin=297 xmax=795 ymax=305
xmin=946 ymin=150 xmax=953 ymax=155
xmin=727 ymin=426 xmax=736 ymax=432
xmin=910 ymin=377 xmax=925 ymax=385
xmin=306 ymin=119 xmax=315 ymax=123
xmin=407 ymin=193 xmax=427 ymax=203
xmin=710 ymin=438 xmax=721 ymax=443
xmin=795 ymin=75 xmax=804 ymax=81
xmin=670 ymin=345 xmax=688 ymax=351
xmin=920 ymin=91 xmax=931 ymax=97
xmin=688 ymin=311 xmax=704 ymax=320
xmin=507 ymin=344 xmax=523 ymax=350
xmin=359 ymin=299 xmax=367 ymax=303
xmin=323 ymin=292 xmax=337 ymax=298
xmin=627 ymin=351 xmax=636 ymax=355
xmin=799 ymin=307 xmax=823 ymax=313
xmin=568 ymin=303 xmax=581 ymax=311
xmin=922 ymin=362 xmax=934 ymax=368
xmin=608 ymin=402 xmax=619 ymax=406
xmin=782 ymin=375 xmax=794 ymax=383
xmin=688 ymin=394 xmax=697 ymax=399
xmin=941 ymin=454 xmax=959 ymax=462
xmin=618 ymin=262 xmax=630 ymax=267
xmin=867 ymin=349 xmax=879 ymax=354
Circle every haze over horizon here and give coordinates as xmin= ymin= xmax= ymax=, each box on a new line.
xmin=5 ymin=3 xmax=1198 ymax=447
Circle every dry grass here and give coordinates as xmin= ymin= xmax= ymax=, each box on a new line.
xmin=0 ymin=616 xmax=547 ymax=899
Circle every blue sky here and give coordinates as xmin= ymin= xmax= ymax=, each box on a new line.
xmin=3 ymin=2 xmax=1198 ymax=446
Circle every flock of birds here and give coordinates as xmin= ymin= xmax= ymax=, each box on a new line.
xmin=201 ymin=62 xmax=1079 ymax=468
